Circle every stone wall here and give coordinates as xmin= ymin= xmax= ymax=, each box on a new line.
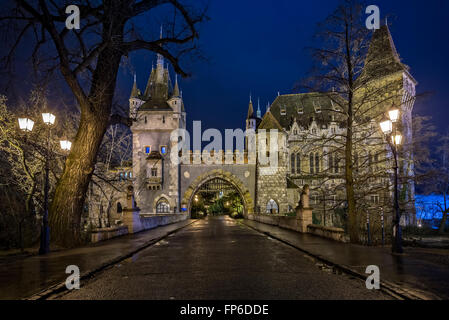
xmin=307 ymin=224 xmax=348 ymax=243
xmin=90 ymin=226 xmax=129 ymax=243
xmin=123 ymin=208 xmax=188 ymax=234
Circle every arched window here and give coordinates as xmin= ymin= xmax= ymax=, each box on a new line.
xmin=156 ymin=198 xmax=170 ymax=213
xmin=296 ymin=153 xmax=301 ymax=174
xmin=266 ymin=199 xmax=278 ymax=214
xmin=291 ymin=153 xmax=296 ymax=174
xmin=117 ymin=202 xmax=122 ymax=214
xmin=315 ymin=153 xmax=320 ymax=173
xmin=310 ymin=153 xmax=314 ymax=174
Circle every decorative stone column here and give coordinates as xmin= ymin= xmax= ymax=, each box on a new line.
xmin=296 ymin=185 xmax=313 ymax=233
xmin=122 ymin=185 xmax=142 ymax=234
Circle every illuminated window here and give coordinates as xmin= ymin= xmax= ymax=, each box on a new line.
xmin=160 ymin=146 xmax=167 ymax=155
xmin=266 ymin=199 xmax=278 ymax=214
xmin=144 ymin=146 xmax=151 ymax=154
xmin=156 ymin=198 xmax=170 ymax=213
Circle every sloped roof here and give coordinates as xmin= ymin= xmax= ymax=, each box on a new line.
xmin=247 ymin=100 xmax=255 ymax=119
xmin=360 ymin=25 xmax=412 ymax=82
xmin=268 ymin=93 xmax=344 ymax=129
xmin=287 ymin=177 xmax=299 ymax=189
xmin=140 ymin=98 xmax=173 ymax=111
xmin=258 ymin=110 xmax=283 ymax=130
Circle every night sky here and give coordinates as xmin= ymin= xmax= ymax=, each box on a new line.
xmin=118 ymin=0 xmax=449 ymax=135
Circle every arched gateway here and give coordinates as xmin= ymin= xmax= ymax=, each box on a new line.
xmin=181 ymin=169 xmax=255 ymax=215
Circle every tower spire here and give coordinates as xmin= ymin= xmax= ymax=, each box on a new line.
xmin=257 ymin=98 xmax=261 ymax=118
xmin=173 ymin=74 xmax=180 ymax=97
xmin=130 ymin=73 xmax=139 ymax=98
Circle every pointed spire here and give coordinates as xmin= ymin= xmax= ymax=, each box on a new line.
xmin=156 ymin=25 xmax=164 ymax=69
xmin=257 ymin=98 xmax=261 ymax=118
xmin=362 ymin=24 xmax=408 ymax=80
xmin=130 ymin=73 xmax=139 ymax=98
xmin=247 ymin=95 xmax=254 ymax=119
xmin=172 ymin=74 xmax=180 ymax=97
xmin=160 ymin=24 xmax=163 ymax=39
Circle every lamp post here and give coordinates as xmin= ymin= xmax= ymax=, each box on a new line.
xmin=18 ymin=113 xmax=72 ymax=255
xmin=379 ymin=108 xmax=403 ymax=254
xmin=39 ymin=112 xmax=55 ymax=255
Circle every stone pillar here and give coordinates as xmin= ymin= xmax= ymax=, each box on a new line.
xmin=296 ymin=185 xmax=313 ymax=233
xmin=122 ymin=186 xmax=142 ymax=234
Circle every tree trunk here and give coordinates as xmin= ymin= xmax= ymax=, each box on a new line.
xmin=344 ymin=21 xmax=359 ymax=244
xmin=49 ymin=43 xmax=123 ymax=247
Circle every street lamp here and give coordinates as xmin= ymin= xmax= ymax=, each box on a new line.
xmin=60 ymin=140 xmax=72 ymax=151
xmin=18 ymin=118 xmax=35 ymax=132
xmin=39 ymin=112 xmax=55 ymax=255
xmin=380 ymin=108 xmax=403 ymax=254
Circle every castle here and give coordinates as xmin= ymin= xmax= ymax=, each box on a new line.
xmin=88 ymin=25 xmax=416 ymax=239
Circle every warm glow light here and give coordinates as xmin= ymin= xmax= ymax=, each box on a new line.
xmin=60 ymin=140 xmax=72 ymax=151
xmin=391 ymin=135 xmax=402 ymax=145
xmin=42 ymin=112 xmax=55 ymax=125
xmin=388 ymin=109 xmax=400 ymax=122
xmin=380 ymin=120 xmax=392 ymax=134
xmin=18 ymin=118 xmax=34 ymax=132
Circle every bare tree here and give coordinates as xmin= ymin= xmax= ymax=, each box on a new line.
xmin=1 ymin=0 xmax=208 ymax=247
xmin=299 ymin=0 xmax=418 ymax=243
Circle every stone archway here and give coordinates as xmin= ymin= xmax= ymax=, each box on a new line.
xmin=181 ymin=169 xmax=254 ymax=215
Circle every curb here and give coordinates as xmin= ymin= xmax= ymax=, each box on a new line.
xmin=241 ymin=220 xmax=441 ymax=301
xmin=25 ymin=219 xmax=198 ymax=300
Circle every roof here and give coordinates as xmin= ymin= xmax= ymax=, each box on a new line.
xmin=247 ymin=100 xmax=255 ymax=119
xmin=360 ymin=25 xmax=413 ymax=82
xmin=258 ymin=110 xmax=283 ymax=130
xmin=267 ymin=93 xmax=344 ymax=130
xmin=139 ymin=98 xmax=173 ymax=111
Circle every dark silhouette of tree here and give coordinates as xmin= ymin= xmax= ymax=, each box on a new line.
xmin=1 ymin=0 xmax=208 ymax=247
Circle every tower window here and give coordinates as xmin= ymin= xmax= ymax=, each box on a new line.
xmin=144 ymin=146 xmax=151 ymax=154
xmin=162 ymin=116 xmax=165 ymax=124
xmin=160 ymin=146 xmax=167 ymax=155
xmin=151 ymin=168 xmax=157 ymax=177
xmin=280 ymin=106 xmax=286 ymax=115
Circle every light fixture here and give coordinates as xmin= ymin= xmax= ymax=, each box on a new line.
xmin=42 ymin=112 xmax=55 ymax=125
xmin=391 ymin=134 xmax=402 ymax=145
xmin=60 ymin=140 xmax=72 ymax=151
xmin=380 ymin=119 xmax=392 ymax=135
xmin=18 ymin=118 xmax=34 ymax=132
xmin=388 ymin=108 xmax=400 ymax=123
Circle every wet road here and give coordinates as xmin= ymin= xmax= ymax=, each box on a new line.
xmin=59 ymin=216 xmax=392 ymax=300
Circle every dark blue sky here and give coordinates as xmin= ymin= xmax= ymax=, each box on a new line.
xmin=122 ymin=0 xmax=449 ymax=134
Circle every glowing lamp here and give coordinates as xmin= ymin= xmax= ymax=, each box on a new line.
xmin=388 ymin=109 xmax=400 ymax=123
xmin=380 ymin=120 xmax=392 ymax=135
xmin=60 ymin=140 xmax=72 ymax=151
xmin=42 ymin=112 xmax=55 ymax=125
xmin=18 ymin=118 xmax=34 ymax=132
xmin=391 ymin=134 xmax=402 ymax=145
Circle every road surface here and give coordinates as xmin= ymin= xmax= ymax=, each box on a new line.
xmin=59 ymin=216 xmax=391 ymax=300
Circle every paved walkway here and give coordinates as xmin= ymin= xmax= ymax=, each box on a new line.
xmin=242 ymin=219 xmax=449 ymax=300
xmin=0 ymin=219 xmax=195 ymax=300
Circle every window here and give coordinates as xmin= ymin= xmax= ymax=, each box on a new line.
xmin=291 ymin=153 xmax=295 ymax=174
xmin=296 ymin=153 xmax=301 ymax=174
xmin=144 ymin=146 xmax=151 ymax=154
xmin=329 ymin=153 xmax=334 ymax=173
xmin=315 ymin=153 xmax=320 ymax=173
xmin=117 ymin=202 xmax=122 ymax=214
xmin=162 ymin=115 xmax=165 ymax=124
xmin=266 ymin=199 xmax=278 ymax=214
xmin=280 ymin=106 xmax=286 ymax=115
xmin=371 ymin=195 xmax=380 ymax=205
xmin=315 ymin=105 xmax=321 ymax=113
xmin=297 ymin=106 xmax=304 ymax=114
xmin=151 ymin=168 xmax=157 ymax=177
xmin=310 ymin=153 xmax=314 ymax=174
xmin=160 ymin=146 xmax=167 ymax=155
xmin=128 ymin=172 xmax=133 ymax=178
xmin=156 ymin=198 xmax=170 ymax=213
